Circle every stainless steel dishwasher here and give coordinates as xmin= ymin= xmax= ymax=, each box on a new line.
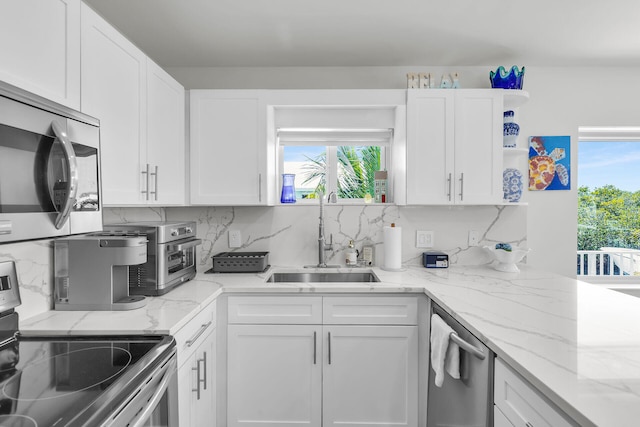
xmin=427 ymin=302 xmax=494 ymax=427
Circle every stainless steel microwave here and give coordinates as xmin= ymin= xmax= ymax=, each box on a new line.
xmin=0 ymin=81 xmax=102 ymax=243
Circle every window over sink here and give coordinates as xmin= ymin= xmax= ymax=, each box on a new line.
xmin=277 ymin=128 xmax=391 ymax=203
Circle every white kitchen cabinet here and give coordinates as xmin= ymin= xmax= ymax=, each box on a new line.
xmin=0 ymin=0 xmax=80 ymax=109
xmin=226 ymin=296 xmax=419 ymax=427
xmin=494 ymin=405 xmax=513 ymax=427
xmin=145 ymin=59 xmax=186 ymax=205
xmin=189 ymin=90 xmax=268 ymax=205
xmin=494 ymin=357 xmax=577 ymax=427
xmin=406 ymin=89 xmax=503 ymax=205
xmin=227 ymin=324 xmax=322 ymax=427
xmin=323 ymin=325 xmax=418 ymax=427
xmin=81 ymin=3 xmax=185 ymax=206
xmin=175 ymin=302 xmax=217 ymax=427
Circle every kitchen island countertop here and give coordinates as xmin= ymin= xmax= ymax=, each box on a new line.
xmin=20 ymin=264 xmax=640 ymax=427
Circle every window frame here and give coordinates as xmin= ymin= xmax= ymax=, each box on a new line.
xmin=277 ymin=138 xmax=391 ymax=205
xmin=577 ymin=126 xmax=640 ymax=285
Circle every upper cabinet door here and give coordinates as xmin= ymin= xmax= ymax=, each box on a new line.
xmin=453 ymin=91 xmax=503 ymax=204
xmin=146 ymin=59 xmax=186 ymax=205
xmin=0 ymin=0 xmax=81 ymax=109
xmin=190 ymin=90 xmax=266 ymax=205
xmin=80 ymin=3 xmax=147 ymax=205
xmin=406 ymin=90 xmax=455 ymax=205
xmin=406 ymin=89 xmax=503 ymax=205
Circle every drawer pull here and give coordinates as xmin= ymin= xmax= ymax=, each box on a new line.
xmin=186 ymin=321 xmax=212 ymax=347
xmin=328 ymin=332 xmax=332 ymax=365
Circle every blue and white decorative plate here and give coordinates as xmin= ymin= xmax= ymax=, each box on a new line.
xmin=503 ymin=168 xmax=523 ymax=202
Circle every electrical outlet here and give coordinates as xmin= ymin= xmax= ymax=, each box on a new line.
xmin=229 ymin=230 xmax=242 ymax=248
xmin=416 ymin=230 xmax=434 ymax=248
xmin=468 ymin=230 xmax=479 ymax=247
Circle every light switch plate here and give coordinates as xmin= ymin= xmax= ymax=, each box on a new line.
xmin=229 ymin=230 xmax=242 ymax=248
xmin=416 ymin=230 xmax=434 ymax=248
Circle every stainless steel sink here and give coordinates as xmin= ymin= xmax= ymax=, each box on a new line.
xmin=266 ymin=271 xmax=380 ymax=283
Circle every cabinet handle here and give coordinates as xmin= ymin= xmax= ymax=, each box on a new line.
xmin=313 ymin=331 xmax=317 ymax=365
xmin=192 ymin=358 xmax=202 ymax=400
xmin=459 ymin=173 xmax=464 ymax=201
xmin=328 ymin=332 xmax=332 ymax=365
xmin=186 ymin=321 xmax=212 ymax=347
xmin=258 ymin=173 xmax=262 ymax=202
xmin=447 ymin=173 xmax=452 ymax=201
xmin=141 ymin=164 xmax=150 ymax=200
xmin=150 ymin=165 xmax=158 ymax=201
xmin=202 ymin=351 xmax=208 ymax=391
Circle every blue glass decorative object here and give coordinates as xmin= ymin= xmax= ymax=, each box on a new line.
xmin=490 ymin=66 xmax=525 ymax=89
xmin=503 ymin=168 xmax=523 ymax=202
xmin=280 ymin=173 xmax=296 ymax=203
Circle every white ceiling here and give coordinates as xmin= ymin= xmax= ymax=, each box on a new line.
xmin=83 ymin=0 xmax=640 ymax=68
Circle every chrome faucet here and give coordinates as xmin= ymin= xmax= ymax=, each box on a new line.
xmin=312 ymin=191 xmax=338 ymax=268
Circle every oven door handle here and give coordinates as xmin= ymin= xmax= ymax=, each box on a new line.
xmin=167 ymin=238 xmax=202 ymax=252
xmin=51 ymin=120 xmax=78 ymax=230
xmin=128 ymin=356 xmax=177 ymax=427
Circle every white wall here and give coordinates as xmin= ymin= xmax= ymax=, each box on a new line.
xmin=168 ymin=65 xmax=640 ymax=277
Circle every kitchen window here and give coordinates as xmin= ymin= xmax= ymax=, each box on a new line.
xmin=277 ymin=128 xmax=392 ymax=203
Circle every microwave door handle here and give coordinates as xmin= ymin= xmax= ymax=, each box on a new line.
xmin=51 ymin=121 xmax=78 ymax=230
xmin=167 ymin=239 xmax=202 ymax=252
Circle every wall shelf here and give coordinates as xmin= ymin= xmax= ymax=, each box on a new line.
xmin=503 ymin=147 xmax=529 ymax=155
xmin=503 ymin=90 xmax=529 ymax=110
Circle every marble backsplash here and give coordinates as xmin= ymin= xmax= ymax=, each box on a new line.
xmin=1 ymin=204 xmax=526 ymax=320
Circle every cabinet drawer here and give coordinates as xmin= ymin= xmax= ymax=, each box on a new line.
xmin=228 ymin=296 xmax=323 ymax=324
xmin=494 ymin=358 xmax=576 ymax=427
xmin=174 ymin=302 xmax=216 ymax=368
xmin=323 ymin=296 xmax=418 ymax=325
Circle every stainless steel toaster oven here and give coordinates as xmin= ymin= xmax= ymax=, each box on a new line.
xmin=103 ymin=221 xmax=202 ymax=295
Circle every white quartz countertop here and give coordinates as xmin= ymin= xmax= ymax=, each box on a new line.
xmin=20 ymin=264 xmax=640 ymax=427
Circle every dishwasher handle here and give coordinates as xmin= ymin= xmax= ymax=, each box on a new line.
xmin=450 ymin=332 xmax=486 ymax=360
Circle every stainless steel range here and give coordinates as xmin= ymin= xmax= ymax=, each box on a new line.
xmin=0 ymin=260 xmax=178 ymax=426
xmin=103 ymin=221 xmax=202 ymax=296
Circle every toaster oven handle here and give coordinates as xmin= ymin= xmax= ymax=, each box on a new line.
xmin=167 ymin=238 xmax=202 ymax=252
xmin=51 ymin=120 xmax=78 ymax=230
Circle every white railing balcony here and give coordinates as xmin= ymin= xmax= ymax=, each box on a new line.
xmin=577 ymin=247 xmax=640 ymax=277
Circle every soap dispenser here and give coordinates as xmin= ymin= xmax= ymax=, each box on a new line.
xmin=346 ymin=240 xmax=358 ymax=266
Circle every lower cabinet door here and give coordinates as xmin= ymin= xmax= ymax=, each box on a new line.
xmin=178 ymin=328 xmax=216 ymax=427
xmin=322 ymin=325 xmax=418 ymax=427
xmin=494 ymin=405 xmax=514 ymax=427
xmin=227 ymin=324 xmax=322 ymax=427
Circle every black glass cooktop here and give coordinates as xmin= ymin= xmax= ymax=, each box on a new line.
xmin=0 ymin=335 xmax=168 ymax=427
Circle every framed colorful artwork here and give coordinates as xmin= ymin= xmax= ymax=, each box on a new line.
xmin=528 ymin=136 xmax=571 ymax=191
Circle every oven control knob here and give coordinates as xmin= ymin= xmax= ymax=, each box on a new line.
xmin=171 ymin=229 xmax=178 ymax=236
xmin=186 ymin=227 xmax=193 ymax=233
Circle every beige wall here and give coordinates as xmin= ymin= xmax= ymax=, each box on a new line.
xmin=167 ymin=65 xmax=640 ymax=277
